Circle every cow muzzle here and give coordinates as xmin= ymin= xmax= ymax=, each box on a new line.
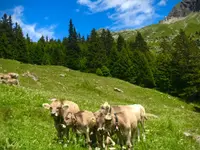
xmin=51 ymin=112 xmax=58 ymax=117
xmin=97 ymin=127 xmax=105 ymax=132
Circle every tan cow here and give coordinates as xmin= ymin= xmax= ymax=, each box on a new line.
xmin=94 ymin=110 xmax=116 ymax=149
xmin=0 ymin=74 xmax=11 ymax=80
xmin=62 ymin=109 xmax=96 ymax=150
xmin=97 ymin=108 xmax=138 ymax=150
xmin=101 ymin=102 xmax=147 ymax=141
xmin=42 ymin=98 xmax=80 ymax=143
xmin=1 ymin=78 xmax=19 ymax=85
xmin=8 ymin=72 xmax=19 ymax=79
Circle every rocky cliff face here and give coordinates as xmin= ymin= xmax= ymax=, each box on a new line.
xmin=167 ymin=0 xmax=200 ymax=19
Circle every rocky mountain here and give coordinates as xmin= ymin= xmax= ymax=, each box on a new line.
xmin=167 ymin=0 xmax=200 ymax=19
xmin=109 ymin=0 xmax=200 ymax=50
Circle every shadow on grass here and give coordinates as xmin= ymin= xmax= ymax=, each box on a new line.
xmin=193 ymin=106 xmax=200 ymax=113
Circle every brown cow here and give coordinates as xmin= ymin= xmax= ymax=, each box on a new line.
xmin=42 ymin=98 xmax=80 ymax=143
xmin=62 ymin=109 xmax=96 ymax=150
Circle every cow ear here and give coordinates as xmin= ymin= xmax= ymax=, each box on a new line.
xmin=104 ymin=114 xmax=112 ymax=121
xmin=42 ymin=103 xmax=50 ymax=109
xmin=62 ymin=104 xmax=69 ymax=109
xmin=49 ymin=98 xmax=57 ymax=102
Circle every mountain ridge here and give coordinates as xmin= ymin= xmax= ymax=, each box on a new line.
xmin=167 ymin=0 xmax=200 ymax=19
xmin=110 ymin=0 xmax=200 ymax=42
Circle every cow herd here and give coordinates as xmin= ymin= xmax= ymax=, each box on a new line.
xmin=42 ymin=98 xmax=148 ymax=150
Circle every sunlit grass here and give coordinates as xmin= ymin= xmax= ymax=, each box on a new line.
xmin=0 ymin=58 xmax=200 ymax=149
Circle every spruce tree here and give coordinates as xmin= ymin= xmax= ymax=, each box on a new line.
xmin=87 ymin=29 xmax=106 ymax=72
xmin=117 ymin=34 xmax=125 ymax=52
xmin=66 ymin=19 xmax=81 ymax=70
xmin=13 ymin=23 xmax=28 ymax=63
xmin=171 ymin=30 xmax=200 ymax=100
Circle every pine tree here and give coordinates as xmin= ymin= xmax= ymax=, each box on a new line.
xmin=134 ymin=32 xmax=149 ymax=52
xmin=87 ymin=29 xmax=107 ymax=72
xmin=155 ymin=38 xmax=173 ymax=93
xmin=34 ymin=36 xmax=45 ymax=64
xmin=0 ymin=33 xmax=12 ymax=58
xmin=117 ymin=34 xmax=125 ymax=52
xmin=13 ymin=23 xmax=28 ymax=63
xmin=131 ymin=50 xmax=155 ymax=87
xmin=171 ymin=30 xmax=200 ymax=100
xmin=0 ymin=14 xmax=14 ymax=59
xmin=111 ymin=47 xmax=134 ymax=81
xmin=66 ymin=19 xmax=81 ymax=70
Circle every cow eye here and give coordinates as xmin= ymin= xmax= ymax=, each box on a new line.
xmin=50 ymin=107 xmax=52 ymax=110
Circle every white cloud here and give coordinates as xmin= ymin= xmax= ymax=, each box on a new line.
xmin=158 ymin=0 xmax=167 ymax=6
xmin=3 ymin=6 xmax=56 ymax=41
xmin=77 ymin=0 xmax=158 ymax=30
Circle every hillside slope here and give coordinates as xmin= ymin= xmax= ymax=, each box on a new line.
xmin=112 ymin=13 xmax=200 ymax=49
xmin=0 ymin=59 xmax=200 ymax=150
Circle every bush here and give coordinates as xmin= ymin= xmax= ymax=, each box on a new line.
xmin=101 ymin=66 xmax=111 ymax=77
xmin=96 ymin=68 xmax=103 ymax=76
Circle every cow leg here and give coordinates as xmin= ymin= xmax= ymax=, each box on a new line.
xmin=55 ymin=124 xmax=64 ymax=143
xmin=116 ymin=132 xmax=123 ymax=149
xmin=106 ymin=136 xmax=115 ymax=147
xmin=141 ymin=121 xmax=146 ymax=141
xmin=137 ymin=126 xmax=140 ymax=142
xmin=126 ymin=129 xmax=132 ymax=150
xmin=86 ymin=127 xmax=92 ymax=150
xmin=65 ymin=127 xmax=70 ymax=143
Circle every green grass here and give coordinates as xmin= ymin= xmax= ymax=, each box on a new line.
xmin=0 ymin=58 xmax=200 ymax=150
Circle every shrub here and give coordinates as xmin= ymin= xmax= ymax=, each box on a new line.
xmin=96 ymin=68 xmax=103 ymax=76
xmin=101 ymin=66 xmax=111 ymax=77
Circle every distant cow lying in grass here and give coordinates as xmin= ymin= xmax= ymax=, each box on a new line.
xmin=1 ymin=78 xmax=19 ymax=85
xmin=0 ymin=72 xmax=19 ymax=85
xmin=61 ymin=108 xmax=97 ymax=150
xmin=42 ymin=98 xmax=80 ymax=143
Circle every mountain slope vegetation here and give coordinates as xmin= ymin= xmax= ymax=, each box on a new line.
xmin=0 ymin=59 xmax=200 ymax=150
xmin=112 ymin=13 xmax=200 ymax=43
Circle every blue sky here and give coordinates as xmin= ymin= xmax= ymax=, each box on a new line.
xmin=0 ymin=0 xmax=181 ymax=41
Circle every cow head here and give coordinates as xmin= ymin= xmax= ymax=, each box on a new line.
xmin=64 ymin=112 xmax=76 ymax=126
xmin=100 ymin=102 xmax=111 ymax=115
xmin=94 ymin=111 xmax=106 ymax=132
xmin=42 ymin=98 xmax=63 ymax=118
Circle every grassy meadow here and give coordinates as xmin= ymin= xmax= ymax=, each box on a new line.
xmin=0 ymin=58 xmax=200 ymax=150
